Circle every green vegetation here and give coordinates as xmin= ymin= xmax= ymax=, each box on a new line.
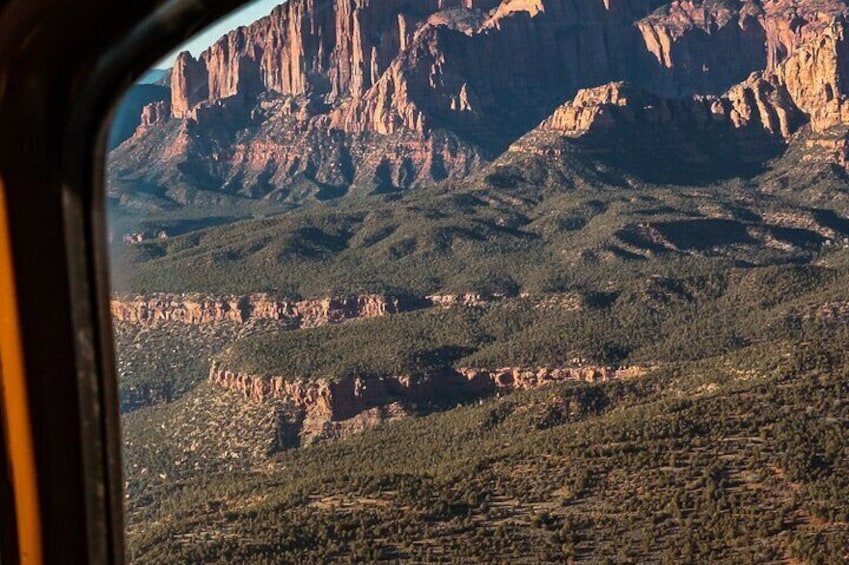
xmin=219 ymin=263 xmax=848 ymax=378
xmin=114 ymin=319 xmax=291 ymax=412
xmin=123 ymin=329 xmax=849 ymax=563
xmin=118 ymin=251 xmax=849 ymax=562
xmin=111 ymin=143 xmax=849 ymax=562
xmin=221 ymin=308 xmax=488 ymax=378
xmin=113 ymin=321 xmax=220 ymax=411
xmin=109 ymin=143 xmax=849 ymax=297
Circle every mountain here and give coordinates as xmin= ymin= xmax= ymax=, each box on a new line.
xmin=108 ymin=0 xmax=849 ymax=208
xmin=107 ymin=69 xmax=173 ymax=149
xmin=107 ymin=84 xmax=170 ymax=150
xmin=109 ymin=2 xmax=849 ymax=562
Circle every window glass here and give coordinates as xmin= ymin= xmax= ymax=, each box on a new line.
xmin=107 ymin=0 xmax=849 ymax=561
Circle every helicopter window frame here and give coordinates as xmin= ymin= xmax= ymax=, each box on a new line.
xmin=63 ymin=0 xmax=267 ymax=561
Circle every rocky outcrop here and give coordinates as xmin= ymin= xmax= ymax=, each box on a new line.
xmin=209 ymin=360 xmax=646 ymax=445
xmin=458 ymin=365 xmax=647 ymax=389
xmin=722 ymin=74 xmax=801 ymax=137
xmin=539 ymin=77 xmax=802 ymax=143
xmin=110 ymin=293 xmax=411 ymax=327
xmin=111 ymin=0 xmax=849 ymax=202
xmin=108 ymin=84 xmax=170 ymax=149
xmin=110 ymin=291 xmax=548 ymax=327
xmin=518 ymin=19 xmax=849 ymax=169
xmin=171 ymin=51 xmax=209 ymax=119
xmin=770 ymin=18 xmax=849 ymax=133
xmin=209 ymin=364 xmax=468 ymax=445
xmin=139 ymin=101 xmax=171 ymax=128
xmin=425 ymin=292 xmax=490 ymax=307
xmin=210 ymin=365 xmax=432 ymax=419
xmin=512 ymin=79 xmax=794 ymax=171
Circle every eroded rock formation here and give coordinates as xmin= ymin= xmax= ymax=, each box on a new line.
xmin=110 ymin=293 xmax=410 ymax=327
xmin=139 ymin=101 xmax=172 ymax=128
xmin=458 ymin=365 xmax=647 ymax=389
xmin=209 ymin=360 xmax=647 ymax=445
xmin=527 ymin=77 xmax=800 ymax=167
xmin=110 ymin=291 xmax=543 ymax=327
xmin=541 ymin=78 xmax=801 ymax=140
xmin=166 ymin=0 xmax=849 ymax=130
xmin=516 ymin=17 xmax=849 ymax=169
xmin=111 ymin=0 xmax=849 ymax=201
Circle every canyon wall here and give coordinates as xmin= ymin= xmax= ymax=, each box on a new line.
xmin=111 ymin=291 xmax=580 ymax=327
xmin=515 ymin=16 xmax=849 ymax=169
xmin=110 ymin=293 xmax=415 ymax=327
xmin=111 ymin=0 xmax=849 ymax=200
xmin=168 ymin=0 xmax=849 ymax=135
xmin=520 ymin=77 xmax=798 ymax=168
xmin=541 ymin=78 xmax=801 ymax=141
xmin=209 ymin=361 xmax=646 ymax=444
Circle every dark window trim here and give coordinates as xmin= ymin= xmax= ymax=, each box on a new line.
xmin=0 ymin=397 xmax=19 ymax=565
xmin=0 ymin=1 xmax=256 ymax=562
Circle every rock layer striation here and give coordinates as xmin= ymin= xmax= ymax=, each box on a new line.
xmin=110 ymin=0 xmax=849 ymax=203
xmin=208 ymin=361 xmax=647 ymax=445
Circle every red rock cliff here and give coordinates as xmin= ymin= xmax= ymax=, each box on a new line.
xmin=110 ymin=293 xmax=409 ymax=327
xmin=111 ymin=0 xmax=849 ymax=201
xmin=170 ymin=0 xmax=849 ymax=130
xmin=208 ymin=360 xmax=646 ymax=444
xmin=518 ymin=14 xmax=849 ymax=170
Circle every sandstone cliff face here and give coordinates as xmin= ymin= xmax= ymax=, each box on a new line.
xmin=770 ymin=18 xmax=849 ymax=132
xmin=171 ymin=52 xmax=209 ymax=119
xmin=139 ymin=101 xmax=171 ymax=128
xmin=169 ymin=0 xmax=849 ymax=131
xmin=208 ymin=360 xmax=646 ymax=445
xmin=516 ymin=78 xmax=794 ymax=170
xmin=520 ymin=15 xmax=849 ymax=169
xmin=170 ymin=0 xmax=497 ymax=119
xmin=631 ymin=0 xmax=849 ymax=95
xmin=540 ymin=77 xmax=802 ymax=141
xmin=110 ymin=293 xmax=408 ymax=327
xmin=111 ymin=0 xmax=849 ymax=202
xmin=110 ymin=291 xmax=535 ymax=327
xmin=208 ymin=363 xmax=466 ymax=445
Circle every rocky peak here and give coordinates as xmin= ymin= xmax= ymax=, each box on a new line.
xmin=168 ymin=0 xmax=492 ymax=121
xmin=111 ymin=0 xmax=849 ymax=203
xmin=534 ymin=16 xmax=849 ymax=163
xmin=770 ymin=17 xmax=849 ymax=132
xmin=171 ymin=51 xmax=209 ymax=119
xmin=139 ymin=101 xmax=171 ymax=128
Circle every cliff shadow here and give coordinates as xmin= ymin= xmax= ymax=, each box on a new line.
xmin=563 ymin=118 xmax=786 ymax=186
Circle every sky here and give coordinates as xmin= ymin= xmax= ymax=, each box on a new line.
xmin=156 ymin=0 xmax=282 ymax=68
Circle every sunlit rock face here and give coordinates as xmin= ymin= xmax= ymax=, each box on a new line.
xmin=208 ymin=360 xmax=645 ymax=446
xmin=110 ymin=293 xmax=410 ymax=327
xmin=112 ymin=0 xmax=849 ymax=200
